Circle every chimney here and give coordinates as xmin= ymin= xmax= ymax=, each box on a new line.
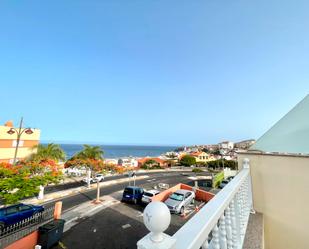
xmin=4 ymin=120 xmax=13 ymax=127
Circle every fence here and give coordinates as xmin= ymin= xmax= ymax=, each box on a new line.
xmin=0 ymin=207 xmax=55 ymax=249
xmin=137 ymin=158 xmax=254 ymax=249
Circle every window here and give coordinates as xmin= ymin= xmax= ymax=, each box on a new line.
xmin=169 ymin=193 xmax=184 ymax=201
xmin=12 ymin=140 xmax=24 ymax=147
xmin=6 ymin=206 xmax=19 ymax=215
xmin=185 ymin=192 xmax=192 ymax=198
xmin=124 ymin=188 xmax=133 ymax=195
xmin=19 ymin=205 xmax=32 ymax=212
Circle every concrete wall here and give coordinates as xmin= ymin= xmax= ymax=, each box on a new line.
xmin=152 ymin=183 xmax=214 ymax=203
xmin=238 ymin=153 xmax=309 ymax=249
xmin=4 ymin=231 xmax=38 ymax=249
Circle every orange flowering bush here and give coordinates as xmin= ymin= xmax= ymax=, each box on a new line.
xmin=0 ymin=160 xmax=62 ymax=204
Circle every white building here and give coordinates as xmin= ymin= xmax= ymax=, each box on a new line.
xmin=105 ymin=159 xmax=118 ymax=165
xmin=118 ymin=157 xmax=138 ymax=167
xmin=219 ymin=141 xmax=234 ymax=150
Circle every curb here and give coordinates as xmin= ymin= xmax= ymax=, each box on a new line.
xmin=23 ymin=175 xmax=150 ymax=206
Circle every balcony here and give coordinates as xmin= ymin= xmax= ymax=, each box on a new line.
xmin=137 ymin=158 xmax=261 ymax=249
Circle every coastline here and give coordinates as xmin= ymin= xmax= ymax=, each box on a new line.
xmin=44 ymin=143 xmax=177 ymax=160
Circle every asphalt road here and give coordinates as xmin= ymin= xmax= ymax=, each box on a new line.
xmin=50 ymin=171 xmax=210 ymax=249
xmin=44 ymin=171 xmax=210 ymax=212
xmin=44 ymin=171 xmax=168 ymax=194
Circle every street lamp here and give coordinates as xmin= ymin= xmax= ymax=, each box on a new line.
xmin=7 ymin=117 xmax=33 ymax=165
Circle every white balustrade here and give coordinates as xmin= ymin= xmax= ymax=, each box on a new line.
xmin=219 ymin=214 xmax=227 ymax=249
xmin=225 ymin=206 xmax=233 ymax=249
xmin=212 ymin=224 xmax=220 ymax=249
xmin=137 ymin=158 xmax=253 ymax=249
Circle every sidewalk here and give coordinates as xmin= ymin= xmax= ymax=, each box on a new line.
xmin=23 ymin=175 xmax=150 ymax=206
xmin=62 ymin=195 xmax=120 ymax=232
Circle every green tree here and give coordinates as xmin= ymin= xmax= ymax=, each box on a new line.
xmin=180 ymin=155 xmax=196 ymax=167
xmin=28 ymin=143 xmax=66 ymax=163
xmin=66 ymin=145 xmax=105 ymax=203
xmin=212 ymin=149 xmax=221 ymax=156
xmin=0 ymin=161 xmax=62 ymax=205
xmin=207 ymin=159 xmax=238 ymax=170
xmin=74 ymin=145 xmax=104 ymax=160
xmin=202 ymin=148 xmax=209 ymax=153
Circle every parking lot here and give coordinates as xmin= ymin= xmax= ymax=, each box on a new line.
xmin=52 ymin=173 xmax=211 ymax=249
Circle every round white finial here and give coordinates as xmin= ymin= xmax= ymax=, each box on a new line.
xmin=143 ymin=201 xmax=171 ymax=243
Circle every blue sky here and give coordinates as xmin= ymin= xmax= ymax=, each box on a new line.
xmin=0 ymin=0 xmax=308 ymax=146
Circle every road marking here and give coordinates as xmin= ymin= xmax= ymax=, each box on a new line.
xmin=147 ymin=178 xmax=156 ymax=182
xmin=122 ymin=224 xmax=131 ymax=229
xmin=58 ymin=241 xmax=68 ymax=249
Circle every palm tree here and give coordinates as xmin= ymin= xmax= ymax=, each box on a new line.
xmin=74 ymin=145 xmax=104 ymax=160
xmin=26 ymin=143 xmax=65 ymax=200
xmin=29 ymin=143 xmax=66 ymax=163
xmin=72 ymin=145 xmax=105 ymax=203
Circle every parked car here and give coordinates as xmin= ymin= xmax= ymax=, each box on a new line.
xmin=0 ymin=203 xmax=44 ymax=229
xmin=164 ymin=189 xmax=195 ymax=214
xmin=82 ymin=173 xmax=104 ymax=184
xmin=227 ymin=176 xmax=234 ymax=181
xmin=141 ymin=190 xmax=160 ymax=204
xmin=94 ymin=174 xmax=105 ymax=182
xmin=219 ymin=180 xmax=229 ymax=189
xmin=121 ymin=186 xmax=144 ymax=204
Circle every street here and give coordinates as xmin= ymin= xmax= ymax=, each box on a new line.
xmin=47 ymin=171 xmax=211 ymax=249
xmin=45 ymin=171 xmax=211 ymax=211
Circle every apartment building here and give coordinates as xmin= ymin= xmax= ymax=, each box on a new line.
xmin=0 ymin=120 xmax=41 ymax=163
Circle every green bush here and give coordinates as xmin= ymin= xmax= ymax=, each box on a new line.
xmin=196 ymin=161 xmax=207 ymax=167
xmin=207 ymin=159 xmax=238 ymax=170
xmin=180 ymin=155 xmax=196 ymax=167
xmin=192 ymin=168 xmax=203 ymax=173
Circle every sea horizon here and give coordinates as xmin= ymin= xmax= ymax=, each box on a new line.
xmin=41 ymin=140 xmax=183 ymax=147
xmin=41 ymin=143 xmax=178 ymax=159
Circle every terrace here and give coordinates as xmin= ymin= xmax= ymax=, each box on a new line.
xmin=137 ymin=158 xmax=257 ymax=249
xmin=137 ymin=95 xmax=309 ymax=249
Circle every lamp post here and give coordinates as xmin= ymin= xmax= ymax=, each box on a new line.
xmin=7 ymin=117 xmax=33 ymax=165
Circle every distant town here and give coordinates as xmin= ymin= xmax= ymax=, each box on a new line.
xmin=0 ymin=120 xmax=255 ymax=170
xmin=104 ymin=139 xmax=256 ymax=169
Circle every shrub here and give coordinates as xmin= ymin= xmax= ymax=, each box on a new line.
xmin=180 ymin=155 xmax=196 ymax=167
xmin=207 ymin=159 xmax=238 ymax=170
xmin=192 ymin=168 xmax=203 ymax=173
xmin=140 ymin=164 xmax=162 ymax=170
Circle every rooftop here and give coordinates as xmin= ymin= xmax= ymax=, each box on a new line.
xmin=250 ymin=94 xmax=309 ymax=155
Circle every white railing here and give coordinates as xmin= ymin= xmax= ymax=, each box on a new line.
xmin=137 ymin=158 xmax=253 ymax=249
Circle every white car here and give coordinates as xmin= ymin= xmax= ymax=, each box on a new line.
xmin=141 ymin=190 xmax=160 ymax=204
xmin=82 ymin=174 xmax=104 ymax=184
xmin=164 ymin=189 xmax=195 ymax=214
xmin=219 ymin=180 xmax=229 ymax=189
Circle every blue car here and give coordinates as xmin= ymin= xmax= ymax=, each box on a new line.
xmin=121 ymin=186 xmax=144 ymax=204
xmin=0 ymin=203 xmax=44 ymax=229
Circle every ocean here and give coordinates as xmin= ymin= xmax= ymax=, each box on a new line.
xmin=55 ymin=144 xmax=177 ymax=159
